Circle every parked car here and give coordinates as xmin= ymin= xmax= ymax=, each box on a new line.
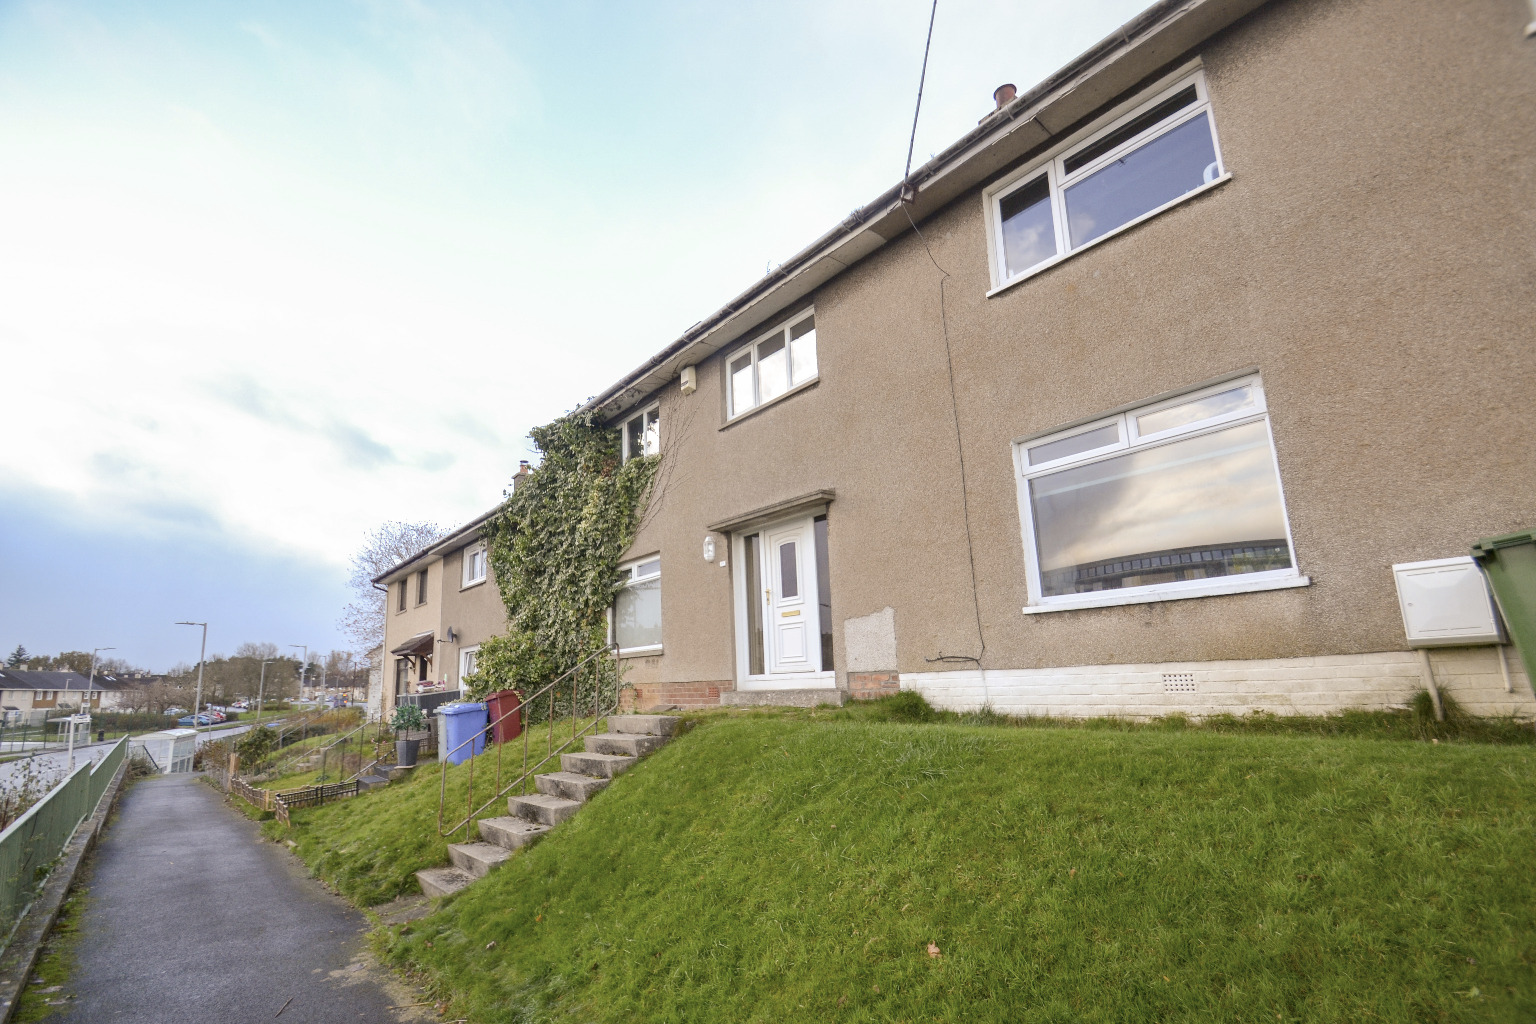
xmin=231 ymin=701 xmax=249 ymax=710
xmin=207 ymin=710 xmax=227 ymax=722
xmin=164 ymin=707 xmax=188 ymax=716
xmin=177 ymin=714 xmax=214 ymax=727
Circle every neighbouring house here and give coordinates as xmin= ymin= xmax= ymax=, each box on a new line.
xmin=373 ymin=505 xmax=513 ymax=724
xmin=0 ymin=671 xmax=109 ymax=714
xmin=579 ymin=0 xmax=1535 ymax=719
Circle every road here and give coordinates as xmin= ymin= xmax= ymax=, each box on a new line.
xmin=0 ymin=722 xmax=263 ymax=786
xmin=46 ymin=773 xmax=424 ymax=1024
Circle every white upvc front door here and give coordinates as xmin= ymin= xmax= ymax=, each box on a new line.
xmin=734 ymin=514 xmax=833 ymax=689
xmin=763 ymin=519 xmax=817 ymax=675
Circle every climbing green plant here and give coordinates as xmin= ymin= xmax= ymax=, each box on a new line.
xmin=464 ymin=411 xmax=657 ymax=712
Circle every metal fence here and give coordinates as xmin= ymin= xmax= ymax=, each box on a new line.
xmin=0 ymin=738 xmax=127 ymax=949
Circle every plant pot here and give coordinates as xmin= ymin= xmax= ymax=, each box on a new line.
xmin=395 ymin=737 xmax=420 ymax=767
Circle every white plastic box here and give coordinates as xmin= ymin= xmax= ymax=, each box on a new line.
xmin=1392 ymin=556 xmax=1504 ymax=648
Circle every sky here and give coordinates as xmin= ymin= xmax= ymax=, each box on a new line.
xmin=0 ymin=0 xmax=1152 ymax=670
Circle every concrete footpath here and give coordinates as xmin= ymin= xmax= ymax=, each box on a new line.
xmin=47 ymin=773 xmax=427 ymax=1024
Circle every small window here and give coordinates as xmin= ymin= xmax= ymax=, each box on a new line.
xmin=1016 ymin=375 xmax=1299 ymax=609
xmin=397 ymin=580 xmax=407 ymax=612
xmin=613 ymin=557 xmax=662 ymax=653
xmin=459 ymin=646 xmax=480 ymax=681
xmin=621 ymin=404 xmax=660 ymax=462
xmin=462 ymin=544 xmax=487 ymax=587
xmin=986 ymin=70 xmax=1225 ymax=290
xmin=726 ymin=312 xmax=817 ymax=418
xmin=394 ymin=658 xmax=410 ymax=695
xmin=416 ymin=569 xmax=429 ymax=605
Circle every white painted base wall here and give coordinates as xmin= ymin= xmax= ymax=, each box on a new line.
xmin=901 ymin=647 xmax=1534 ymax=721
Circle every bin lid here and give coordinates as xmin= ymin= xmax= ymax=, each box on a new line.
xmin=437 ymin=702 xmax=487 ymax=715
xmin=1471 ymin=529 xmax=1536 ymax=562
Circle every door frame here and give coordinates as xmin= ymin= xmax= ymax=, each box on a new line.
xmin=732 ymin=511 xmax=836 ymax=690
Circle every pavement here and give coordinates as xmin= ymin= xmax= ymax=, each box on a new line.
xmin=45 ymin=773 xmax=427 ymax=1024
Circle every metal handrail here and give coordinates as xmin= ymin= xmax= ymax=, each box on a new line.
xmin=437 ymin=643 xmax=620 ymax=840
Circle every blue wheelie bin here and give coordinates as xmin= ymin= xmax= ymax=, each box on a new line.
xmin=438 ymin=702 xmax=489 ymax=766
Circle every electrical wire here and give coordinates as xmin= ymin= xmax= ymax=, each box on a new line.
xmin=901 ymin=203 xmax=985 ymax=668
xmin=904 ymin=0 xmax=939 ymax=187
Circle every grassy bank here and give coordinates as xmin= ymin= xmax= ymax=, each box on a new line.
xmin=272 ymin=703 xmax=1535 ymax=1022
xmin=263 ymin=716 xmax=605 ymax=904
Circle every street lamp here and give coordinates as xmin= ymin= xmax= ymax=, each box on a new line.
xmin=176 ymin=622 xmax=208 ymax=733
xmin=290 ymin=645 xmax=308 ymax=703
xmin=257 ymin=660 xmax=274 ymax=725
xmin=87 ymin=646 xmax=114 ymax=717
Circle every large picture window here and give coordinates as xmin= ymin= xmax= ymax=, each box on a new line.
xmin=613 ymin=557 xmax=662 ymax=653
xmin=727 ymin=311 xmax=817 ymax=419
xmin=1015 ymin=376 xmax=1304 ymax=612
xmin=985 ymin=68 xmax=1226 ymax=291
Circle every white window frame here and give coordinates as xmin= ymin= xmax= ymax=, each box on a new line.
xmin=461 ymin=542 xmax=488 ymax=588
xmin=1013 ymin=374 xmax=1308 ymax=614
xmin=983 ymin=64 xmax=1230 ymax=295
xmin=612 ymin=556 xmax=663 ymax=655
xmin=620 ymin=402 xmax=660 ymax=463
xmin=459 ymin=645 xmax=480 ymax=681
xmin=725 ymin=309 xmax=818 ymax=421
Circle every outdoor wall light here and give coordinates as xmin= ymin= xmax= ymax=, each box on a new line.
xmin=702 ymin=535 xmax=715 ymax=562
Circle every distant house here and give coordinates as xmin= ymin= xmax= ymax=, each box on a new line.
xmin=574 ymin=0 xmax=1535 ymax=719
xmin=372 ymin=505 xmax=512 ymax=723
xmin=0 ymin=671 xmax=108 ymax=714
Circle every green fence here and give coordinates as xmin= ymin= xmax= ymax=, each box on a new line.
xmin=0 ymin=738 xmax=128 ymax=949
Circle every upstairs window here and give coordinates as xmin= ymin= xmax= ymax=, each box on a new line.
xmin=727 ymin=311 xmax=817 ymax=419
xmin=986 ymin=69 xmax=1226 ymax=291
xmin=462 ymin=543 xmax=487 ymax=587
xmin=397 ymin=580 xmax=407 ymax=612
xmin=1015 ymin=375 xmax=1301 ymax=611
xmin=416 ymin=568 xmax=429 ymax=606
xmin=621 ymin=404 xmax=660 ymax=461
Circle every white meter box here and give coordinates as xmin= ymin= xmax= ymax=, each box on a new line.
xmin=1392 ymin=556 xmax=1504 ymax=648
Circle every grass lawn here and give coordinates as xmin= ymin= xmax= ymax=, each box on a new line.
xmin=270 ymin=701 xmax=1536 ymax=1022
xmin=264 ymin=716 xmax=606 ymax=904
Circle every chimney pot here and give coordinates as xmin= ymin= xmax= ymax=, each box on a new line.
xmin=993 ymin=83 xmax=1017 ymax=110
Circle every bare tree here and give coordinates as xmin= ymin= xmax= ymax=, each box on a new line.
xmin=338 ymin=521 xmax=445 ymax=653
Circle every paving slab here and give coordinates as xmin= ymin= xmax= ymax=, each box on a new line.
xmin=46 ymin=773 xmax=426 ymax=1024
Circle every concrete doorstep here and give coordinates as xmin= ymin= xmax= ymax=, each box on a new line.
xmin=0 ymin=759 xmax=129 ymax=1024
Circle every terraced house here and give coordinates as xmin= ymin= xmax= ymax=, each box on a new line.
xmin=374 ymin=505 xmax=513 ymax=723
xmin=587 ymin=0 xmax=1536 ymax=719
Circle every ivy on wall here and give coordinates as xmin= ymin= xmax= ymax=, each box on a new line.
xmin=463 ymin=411 xmax=657 ymax=706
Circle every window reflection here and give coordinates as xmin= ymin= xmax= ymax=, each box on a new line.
xmin=1064 ymin=112 xmax=1218 ymax=248
xmin=1000 ymin=175 xmax=1057 ymax=276
xmin=1030 ymin=420 xmax=1292 ymax=596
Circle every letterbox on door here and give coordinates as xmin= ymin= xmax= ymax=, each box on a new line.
xmin=1392 ymin=556 xmax=1504 ymax=648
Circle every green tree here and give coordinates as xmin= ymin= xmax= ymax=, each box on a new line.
xmin=5 ymin=645 xmax=26 ymax=668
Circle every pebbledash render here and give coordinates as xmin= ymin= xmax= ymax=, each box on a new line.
xmin=585 ymin=0 xmax=1536 ymax=720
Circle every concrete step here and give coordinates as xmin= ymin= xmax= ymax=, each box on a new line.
xmin=608 ymin=714 xmax=683 ymax=737
xmin=720 ymin=688 xmax=848 ymax=708
xmin=416 ymin=866 xmax=473 ymax=899
xmin=447 ymin=841 xmax=513 ymax=879
xmin=508 ymin=793 xmax=583 ymax=826
xmin=585 ymin=732 xmax=667 ymax=757
xmin=535 ymin=771 xmax=610 ymax=803
xmin=357 ymin=774 xmax=390 ymax=791
xmin=561 ymin=751 xmax=638 ymax=778
xmin=477 ymin=816 xmax=551 ymax=851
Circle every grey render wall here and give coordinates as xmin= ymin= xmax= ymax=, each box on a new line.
xmin=616 ymin=0 xmax=1536 ymax=696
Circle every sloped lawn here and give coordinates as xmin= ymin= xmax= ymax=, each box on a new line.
xmin=358 ymin=712 xmax=1535 ymax=1023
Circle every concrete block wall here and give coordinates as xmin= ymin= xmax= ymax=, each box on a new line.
xmin=902 ymin=648 xmax=1534 ymax=722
